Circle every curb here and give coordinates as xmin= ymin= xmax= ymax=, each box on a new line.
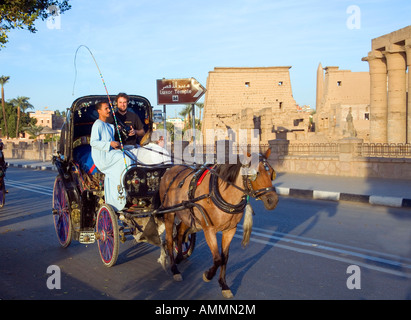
xmin=275 ymin=186 xmax=411 ymax=209
xmin=8 ymin=163 xmax=410 ymax=209
xmin=8 ymin=163 xmax=57 ymax=171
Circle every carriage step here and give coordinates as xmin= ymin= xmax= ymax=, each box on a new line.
xmin=79 ymin=231 xmax=96 ymax=244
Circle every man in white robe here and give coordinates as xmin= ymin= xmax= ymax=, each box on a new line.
xmin=90 ymin=101 xmax=133 ymax=211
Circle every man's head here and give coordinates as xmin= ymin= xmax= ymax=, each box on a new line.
xmin=151 ymin=130 xmax=165 ymax=147
xmin=95 ymin=101 xmax=110 ymax=119
xmin=116 ymin=92 xmax=129 ymax=115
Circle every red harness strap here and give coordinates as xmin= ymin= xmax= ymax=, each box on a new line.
xmin=88 ymin=164 xmax=96 ymax=175
xmin=197 ymin=168 xmax=210 ymax=186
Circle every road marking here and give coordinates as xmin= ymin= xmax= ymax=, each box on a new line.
xmin=6 ymin=180 xmax=53 ymax=196
xmin=8 ymin=179 xmax=411 ymax=278
xmin=235 ymin=225 xmax=411 ymax=279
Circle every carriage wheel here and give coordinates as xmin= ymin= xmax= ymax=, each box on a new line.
xmin=96 ymin=204 xmax=119 ymax=267
xmin=174 ymin=232 xmax=196 ymax=259
xmin=0 ymin=179 xmax=5 ymax=208
xmin=52 ymin=176 xmax=72 ymax=248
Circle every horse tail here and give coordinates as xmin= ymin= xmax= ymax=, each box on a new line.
xmin=241 ymin=202 xmax=254 ymax=247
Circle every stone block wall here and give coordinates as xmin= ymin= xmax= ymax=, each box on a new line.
xmin=268 ymin=138 xmax=411 ymax=180
xmin=3 ymin=141 xmax=55 ymax=161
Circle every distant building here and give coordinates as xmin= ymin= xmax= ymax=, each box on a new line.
xmin=315 ymin=64 xmax=370 ymax=141
xmin=202 ymin=67 xmax=311 ymax=144
xmin=362 ymin=25 xmax=411 ymax=143
xmin=29 ymin=109 xmax=64 ymax=130
xmin=167 ymin=118 xmax=184 ymax=130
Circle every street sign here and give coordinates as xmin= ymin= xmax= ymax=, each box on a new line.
xmin=157 ymin=78 xmax=206 ymax=105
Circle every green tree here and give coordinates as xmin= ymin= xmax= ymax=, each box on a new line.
xmin=179 ymin=105 xmax=192 ymax=124
xmin=196 ymin=102 xmax=204 ymax=122
xmin=9 ymin=96 xmax=33 ymax=138
xmin=0 ymin=99 xmax=35 ymax=138
xmin=0 ymin=76 xmax=10 ymax=138
xmin=22 ymin=123 xmax=44 ymax=140
xmin=0 ymin=0 xmax=71 ymax=48
xmin=179 ymin=104 xmax=203 ymax=131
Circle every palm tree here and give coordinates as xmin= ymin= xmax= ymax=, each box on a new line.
xmin=0 ymin=76 xmax=10 ymax=138
xmin=179 ymin=104 xmax=193 ymax=127
xmin=10 ymin=96 xmax=33 ymax=138
xmin=196 ymin=102 xmax=204 ymax=121
xmin=195 ymin=102 xmax=204 ymax=129
xmin=22 ymin=123 xmax=44 ymax=140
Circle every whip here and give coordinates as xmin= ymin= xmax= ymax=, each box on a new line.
xmin=72 ymin=45 xmax=128 ymax=169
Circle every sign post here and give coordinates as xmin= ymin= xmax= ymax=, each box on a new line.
xmin=157 ymin=78 xmax=206 ymax=105
xmin=157 ymin=78 xmax=206 ymax=163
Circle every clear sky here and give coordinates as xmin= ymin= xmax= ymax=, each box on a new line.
xmin=1 ymin=0 xmax=410 ymax=117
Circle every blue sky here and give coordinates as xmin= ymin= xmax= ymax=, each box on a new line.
xmin=1 ymin=0 xmax=410 ymax=117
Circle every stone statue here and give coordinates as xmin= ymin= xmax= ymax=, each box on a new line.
xmin=344 ymin=107 xmax=357 ymax=137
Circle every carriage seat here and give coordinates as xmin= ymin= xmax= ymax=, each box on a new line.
xmin=72 ymin=143 xmax=98 ymax=175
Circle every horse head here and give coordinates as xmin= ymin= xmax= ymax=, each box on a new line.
xmin=244 ymin=148 xmax=279 ymax=210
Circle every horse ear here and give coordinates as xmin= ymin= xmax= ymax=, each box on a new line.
xmin=265 ymin=148 xmax=271 ymax=159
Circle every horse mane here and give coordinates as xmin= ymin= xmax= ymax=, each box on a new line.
xmin=214 ymin=161 xmax=242 ymax=190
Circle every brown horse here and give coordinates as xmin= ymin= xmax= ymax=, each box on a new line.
xmin=159 ymin=148 xmax=279 ymax=298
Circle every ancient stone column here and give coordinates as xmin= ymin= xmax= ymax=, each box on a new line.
xmin=362 ymin=51 xmax=387 ymax=143
xmin=384 ymin=48 xmax=407 ymax=143
xmin=406 ymin=44 xmax=411 ymax=143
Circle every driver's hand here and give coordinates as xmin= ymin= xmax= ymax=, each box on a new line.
xmin=110 ymin=141 xmax=120 ymax=149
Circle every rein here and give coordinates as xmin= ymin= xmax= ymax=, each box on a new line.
xmin=160 ymin=155 xmax=276 ymax=219
xmin=135 ymin=140 xmax=275 ymax=201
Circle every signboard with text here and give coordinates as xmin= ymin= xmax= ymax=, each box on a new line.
xmin=157 ymin=78 xmax=206 ymax=105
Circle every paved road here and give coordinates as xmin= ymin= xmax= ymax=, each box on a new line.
xmin=7 ymin=159 xmax=411 ymax=208
xmin=1 ymin=167 xmax=411 ymax=301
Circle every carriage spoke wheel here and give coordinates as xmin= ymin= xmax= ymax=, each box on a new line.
xmin=96 ymin=204 xmax=119 ymax=267
xmin=174 ymin=232 xmax=196 ymax=260
xmin=52 ymin=176 xmax=72 ymax=248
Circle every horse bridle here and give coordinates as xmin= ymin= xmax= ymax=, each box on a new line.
xmin=160 ymin=153 xmax=277 ymax=220
xmin=241 ymin=155 xmax=277 ymax=200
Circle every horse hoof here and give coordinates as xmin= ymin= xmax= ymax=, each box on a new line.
xmin=222 ymin=290 xmax=234 ymax=299
xmin=202 ymin=272 xmax=211 ymax=282
xmin=173 ymin=274 xmax=183 ymax=282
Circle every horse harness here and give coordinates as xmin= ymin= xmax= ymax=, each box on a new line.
xmin=160 ymin=156 xmax=276 ymax=227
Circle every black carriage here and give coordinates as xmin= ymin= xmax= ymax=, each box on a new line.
xmin=52 ymin=95 xmax=195 ymax=267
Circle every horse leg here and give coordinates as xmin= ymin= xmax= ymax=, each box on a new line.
xmin=164 ymin=212 xmax=182 ymax=281
xmin=202 ymin=228 xmax=222 ymax=283
xmin=218 ymin=227 xmax=237 ymax=299
xmin=175 ymin=221 xmax=189 ymax=264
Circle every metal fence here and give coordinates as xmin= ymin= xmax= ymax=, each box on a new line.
xmin=282 ymin=143 xmax=340 ymax=156
xmin=357 ymin=143 xmax=411 ymax=158
xmin=269 ymin=142 xmax=411 ymax=158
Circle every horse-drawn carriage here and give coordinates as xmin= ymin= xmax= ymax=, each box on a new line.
xmin=52 ymin=94 xmax=195 ymax=267
xmin=52 ymin=94 xmax=279 ymax=298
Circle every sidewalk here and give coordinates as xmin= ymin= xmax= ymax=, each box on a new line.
xmin=274 ymin=172 xmax=411 ymax=208
xmin=7 ymin=159 xmax=57 ymax=171
xmin=6 ymin=159 xmax=411 ymax=208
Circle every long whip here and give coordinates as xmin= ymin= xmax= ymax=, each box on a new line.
xmin=72 ymin=45 xmax=128 ymax=169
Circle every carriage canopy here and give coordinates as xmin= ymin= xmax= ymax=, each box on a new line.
xmin=59 ymin=95 xmax=153 ymax=161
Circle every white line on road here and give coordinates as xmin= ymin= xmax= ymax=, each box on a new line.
xmin=6 ymin=180 xmax=53 ymax=196
xmin=9 ymin=179 xmax=411 ymax=279
xmin=235 ymin=226 xmax=411 ymax=279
